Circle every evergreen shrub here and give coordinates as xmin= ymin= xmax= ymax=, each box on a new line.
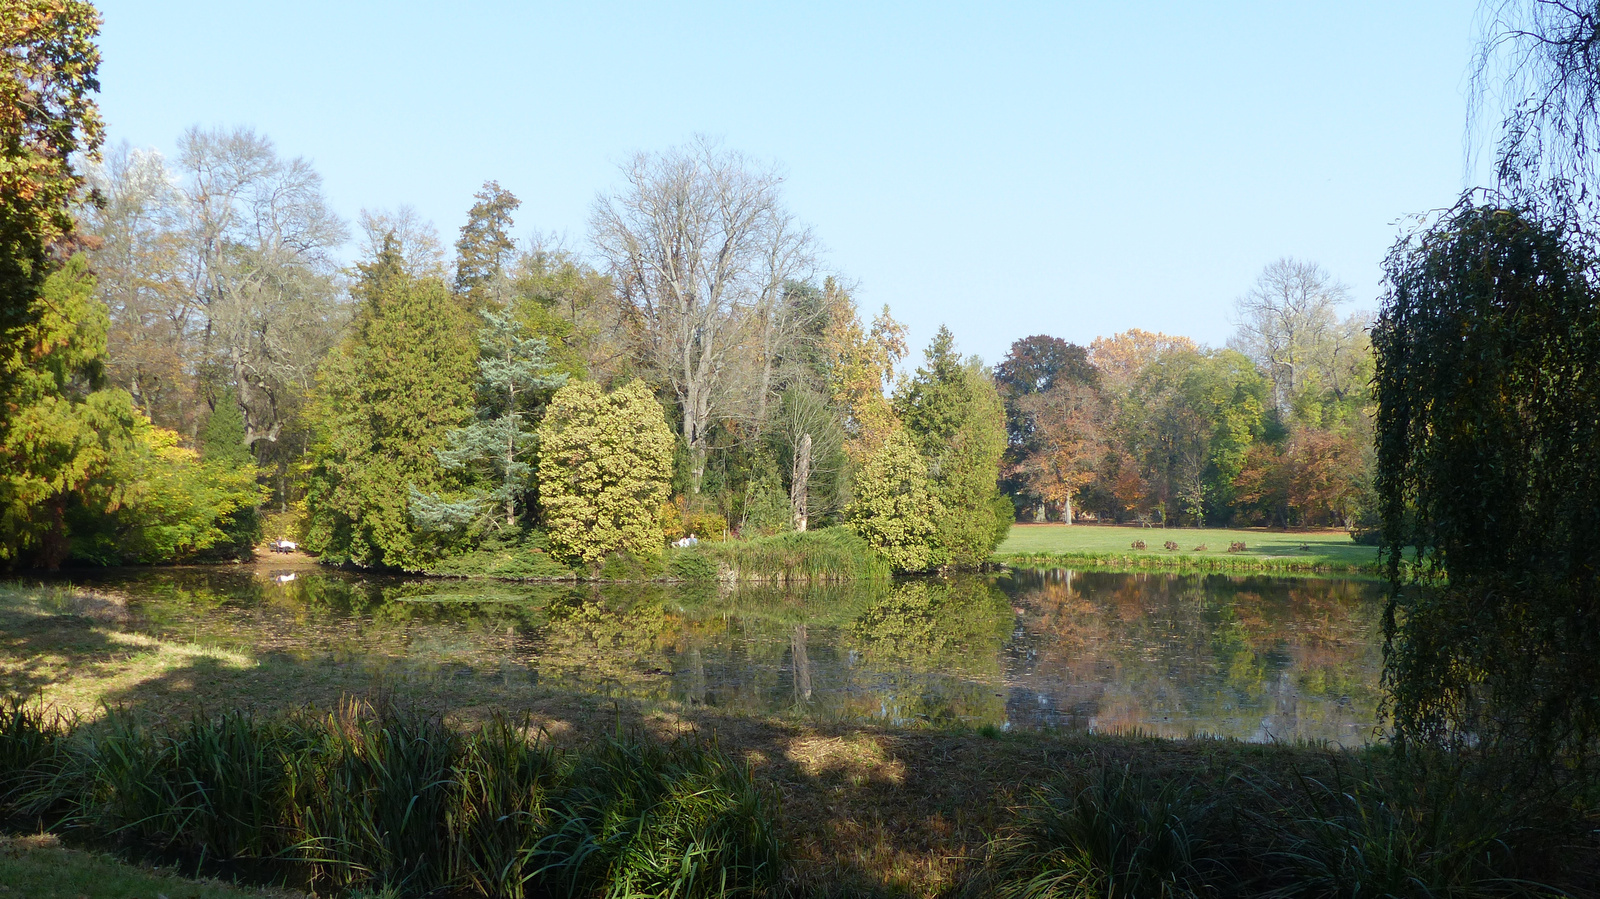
xmin=667 ymin=549 xmax=718 ymax=581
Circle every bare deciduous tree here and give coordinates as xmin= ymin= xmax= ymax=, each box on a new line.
xmin=178 ymin=126 xmax=347 ymax=448
xmin=85 ymin=145 xmax=201 ymax=430
xmin=1229 ymin=258 xmax=1347 ymax=414
xmin=359 ymin=206 xmax=447 ymax=280
xmin=590 ymin=137 xmax=817 ymax=493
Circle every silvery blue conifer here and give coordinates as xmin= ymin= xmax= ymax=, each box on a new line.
xmin=411 ymin=308 xmax=565 ymax=534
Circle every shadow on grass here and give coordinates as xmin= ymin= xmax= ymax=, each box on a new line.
xmin=0 ymin=605 xmax=135 ymax=700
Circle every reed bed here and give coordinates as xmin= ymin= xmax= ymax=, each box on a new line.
xmin=0 ymin=698 xmax=779 ymax=899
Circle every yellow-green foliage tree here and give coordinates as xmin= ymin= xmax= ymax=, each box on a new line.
xmin=847 ymin=428 xmax=939 ymax=573
xmin=537 ymin=379 xmax=673 ymax=568
xmin=0 ymin=258 xmax=263 ymax=568
xmin=0 ymin=1 xmax=115 ymax=570
xmin=70 ymin=417 xmax=266 ymax=564
xmin=1 ymin=257 xmax=137 ymax=568
xmin=821 ymin=280 xmax=906 ymax=463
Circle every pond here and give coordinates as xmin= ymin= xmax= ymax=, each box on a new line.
xmin=13 ymin=564 xmax=1386 ymax=745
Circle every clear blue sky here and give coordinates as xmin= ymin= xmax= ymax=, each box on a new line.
xmin=95 ymin=1 xmax=1484 ymax=365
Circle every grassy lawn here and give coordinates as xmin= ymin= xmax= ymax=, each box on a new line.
xmin=0 ymin=834 xmax=301 ymax=899
xmin=997 ymin=523 xmax=1379 ymax=572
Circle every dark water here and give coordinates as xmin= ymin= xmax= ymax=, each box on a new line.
xmin=29 ymin=565 xmax=1385 ymax=745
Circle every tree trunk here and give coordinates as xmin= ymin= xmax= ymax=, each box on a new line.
xmin=1062 ymin=494 xmax=1073 ymax=526
xmin=38 ymin=501 xmax=69 ymax=572
xmin=689 ymin=441 xmax=706 ymax=495
xmin=230 ymin=345 xmax=281 ymax=448
xmin=683 ymin=400 xmax=702 ymax=494
xmin=505 ymin=379 xmax=518 ymax=528
xmin=684 ymin=379 xmax=708 ymax=494
xmin=790 ymin=432 xmax=811 ymax=532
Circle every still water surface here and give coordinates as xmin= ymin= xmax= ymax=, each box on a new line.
xmin=49 ymin=565 xmax=1385 ymax=745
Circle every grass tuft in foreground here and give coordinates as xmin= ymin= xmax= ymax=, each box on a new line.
xmin=979 ymin=763 xmax=1227 ymax=899
xmin=975 ymin=753 xmax=1582 ymax=899
xmin=0 ymin=697 xmax=74 ymax=830
xmin=1247 ymin=755 xmax=1564 ymax=898
xmin=0 ymin=698 xmax=780 ymax=899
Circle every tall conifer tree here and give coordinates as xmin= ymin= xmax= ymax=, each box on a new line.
xmin=0 ymin=258 xmax=139 ymax=568
xmin=847 ymin=428 xmax=939 ymax=572
xmin=893 ymin=326 xmax=1009 ymax=567
xmin=303 ymin=237 xmax=476 ymax=569
xmin=453 ymin=181 xmax=520 ymax=308
xmin=0 ymin=2 xmax=119 ymax=569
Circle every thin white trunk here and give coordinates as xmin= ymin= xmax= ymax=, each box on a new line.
xmin=790 ymin=432 xmax=811 ymax=532
xmin=505 ymin=365 xmax=518 ymax=528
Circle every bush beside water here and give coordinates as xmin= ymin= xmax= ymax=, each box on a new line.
xmin=427 ymin=530 xmax=580 ymax=580
xmin=0 ymin=699 xmax=778 ymax=899
xmin=673 ymin=527 xmax=891 ymax=583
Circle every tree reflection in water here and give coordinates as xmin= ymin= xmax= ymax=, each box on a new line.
xmin=1001 ymin=569 xmax=1382 ymax=744
xmin=32 ymin=564 xmax=1383 ymax=743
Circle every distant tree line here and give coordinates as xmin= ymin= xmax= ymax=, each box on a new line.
xmin=997 ymin=258 xmax=1375 ymax=531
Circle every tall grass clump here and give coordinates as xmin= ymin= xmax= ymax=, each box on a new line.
xmin=0 ymin=696 xmax=781 ymax=898
xmin=689 ymin=527 xmax=890 ymax=583
xmin=447 ymin=714 xmax=560 ymax=899
xmin=978 ymin=753 xmax=1589 ymax=898
xmin=979 ymin=762 xmax=1235 ymax=899
xmin=534 ymin=732 xmax=780 ymax=898
xmin=0 ymin=697 xmax=70 ymax=822
xmin=1246 ymin=754 xmax=1574 ymax=898
xmin=295 ymin=703 xmax=461 ymax=895
xmin=71 ymin=709 xmax=313 ymax=865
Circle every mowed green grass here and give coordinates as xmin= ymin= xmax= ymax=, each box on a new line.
xmin=997 ymin=524 xmax=1378 ymax=571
